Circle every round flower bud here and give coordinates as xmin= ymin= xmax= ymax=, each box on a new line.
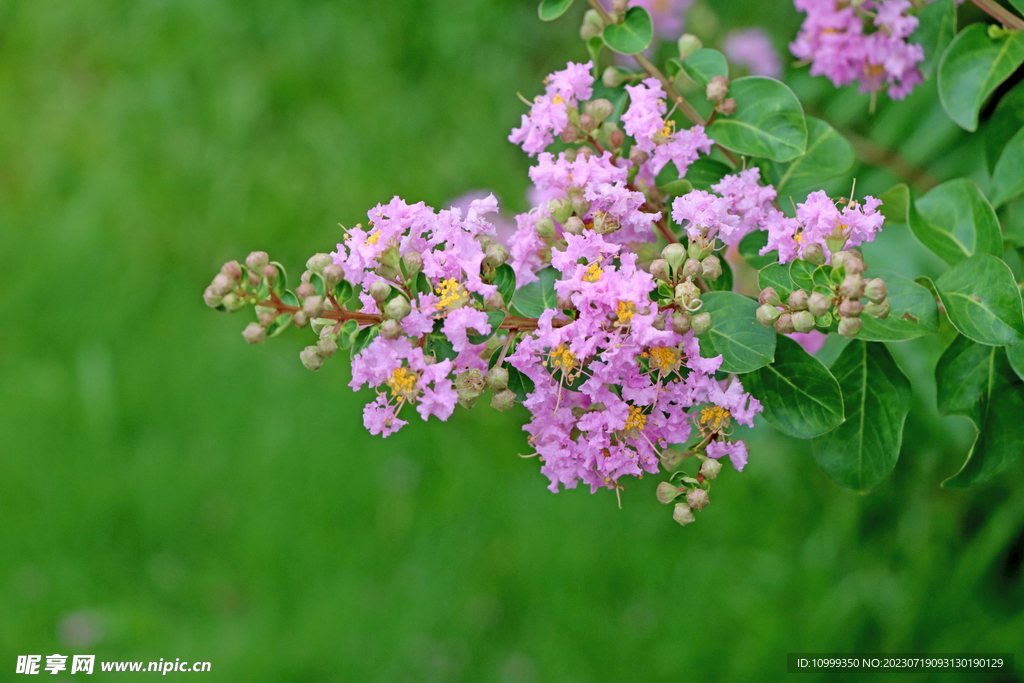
xmin=322 ymin=264 xmax=345 ymax=291
xmin=787 ymin=289 xmax=809 ymax=311
xmin=677 ymin=33 xmax=703 ymax=58
xmin=672 ymin=311 xmax=692 ymax=335
xmin=838 ymin=299 xmax=864 ymax=318
xmin=560 ymin=124 xmax=581 ymax=144
xmin=673 ymin=503 xmax=696 ymax=526
xmin=864 ymin=278 xmax=887 ymax=304
xmin=300 ymin=270 xmax=312 ymax=284
xmin=686 ymin=487 xmax=710 ymax=511
xmin=535 ymin=215 xmax=556 ymax=238
xmin=303 ymin=295 xmax=324 ymax=318
xmin=792 ymin=310 xmax=815 ymax=333
xmin=402 ymin=251 xmax=423 ymax=277
xmin=661 ymin=243 xmax=687 ymax=271
xmin=629 ymin=146 xmax=649 ymax=166
xmin=563 ymin=216 xmax=585 ymax=235
xmin=687 ymin=235 xmax=714 ymax=260
xmin=706 ymin=75 xmax=729 ymax=103
xmin=718 ymin=98 xmax=737 ymax=116
xmin=221 ymin=260 xmax=242 ymax=280
xmin=210 ymin=273 xmax=235 ymax=297
xmin=844 ymin=251 xmax=867 ymax=275
xmin=245 ymin=251 xmax=269 ymax=272
xmin=242 ymin=322 xmax=266 ymax=345
xmin=756 ymin=304 xmax=781 ymax=327
xmin=682 ymin=258 xmax=702 ymax=280
xmin=203 ymin=286 xmax=223 ymax=308
xmin=262 ymin=264 xmax=278 ymax=283
xmin=585 ymin=98 xmax=614 ymax=123
xmin=691 ymin=312 xmax=712 ymax=335
xmin=864 ymin=298 xmax=891 ymax=320
xmin=293 ymin=311 xmax=308 ymax=328
xmin=369 ymin=281 xmax=391 ymax=303
xmin=484 ymin=366 xmax=509 ymax=390
xmin=381 ymin=319 xmax=403 ymax=339
xmin=485 ymin=243 xmax=510 ymax=269
xmin=455 ymin=369 xmax=486 ymax=409
xmin=582 ymin=9 xmax=604 ymax=41
xmin=487 ymin=386 xmax=516 ymax=412
xmin=839 ymin=273 xmax=865 ymax=300
xmin=544 ymin=198 xmax=573 ymax=226
xmin=602 ymin=65 xmax=624 ymax=88
xmin=300 ymin=346 xmax=324 ymax=371
xmin=650 ymin=259 xmax=670 ymax=283
xmin=838 ymin=317 xmax=863 ymax=338
xmin=656 ymin=481 xmax=682 ymax=505
xmin=609 ymin=129 xmax=626 ymax=150
xmin=311 ymin=317 xmax=331 ymax=335
xmin=700 ymin=255 xmax=722 ymax=280
xmin=483 ymin=292 xmax=505 ymax=312
xmin=578 ymin=112 xmax=598 ymax=134
xmin=774 ymin=312 xmax=795 ymax=334
xmin=651 ymin=314 xmax=666 ymax=331
xmin=385 ymin=295 xmax=411 ymax=321
xmin=317 ymin=335 xmax=338 ymax=358
xmin=306 ymin=253 xmax=332 ymax=274
xmin=802 ymin=243 xmax=825 ymax=265
xmin=258 ymin=311 xmax=275 ymax=327
xmin=699 ymin=457 xmax=722 ymax=480
xmin=660 ymin=448 xmax=688 ymax=469
xmin=570 ymin=194 xmax=591 ymax=217
xmin=808 ymin=291 xmax=832 ymax=317
xmin=831 ymin=250 xmax=851 ymax=271
xmin=675 ymin=280 xmax=700 ymax=308
xmin=611 ymin=0 xmax=628 ymax=12
xmin=248 ymin=270 xmax=261 ymax=288
xmin=758 ymin=286 xmax=781 ymax=307
xmin=296 ymin=282 xmax=316 ymax=300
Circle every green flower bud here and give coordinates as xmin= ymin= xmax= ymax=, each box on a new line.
xmin=484 ymin=366 xmax=509 ymax=390
xmin=759 ymin=287 xmax=781 ymax=307
xmin=570 ymin=194 xmax=591 ymax=216
xmin=838 ymin=299 xmax=863 ymax=318
xmin=485 ymin=243 xmax=510 ymax=269
xmin=210 ymin=273 xmax=235 ymax=297
xmin=490 ymin=388 xmax=516 ymax=412
xmin=651 ymin=314 xmax=666 ymax=331
xmin=864 ymin=278 xmax=887 ymax=303
xmin=544 ymin=198 xmax=573 ymax=225
xmin=864 ymin=298 xmax=891 ymax=320
xmin=300 ymin=346 xmax=324 ymax=371
xmin=579 ymin=112 xmax=598 ymax=134
xmin=660 ymin=448 xmax=688 ymax=469
xmin=774 ymin=312 xmax=795 ymax=334
xmin=602 ymin=65 xmax=624 ymax=88
xmin=303 ymin=295 xmax=324 ymax=318
xmin=242 ymin=322 xmax=266 ymax=345
xmin=369 ymin=281 xmax=391 ymax=303
xmin=682 ymin=257 xmax=702 ymax=280
xmin=701 ymin=255 xmax=722 ymax=280
xmin=826 ymin=225 xmax=849 ymax=255
xmin=262 ymin=264 xmax=278 ymax=284
xmin=629 ymin=146 xmax=649 ymax=166
xmin=385 ymin=295 xmax=411 ymax=321
xmin=787 ymin=289 xmax=809 ymax=311
xmin=258 ymin=311 xmax=275 ymax=327
xmin=484 ymin=292 xmax=505 ymax=312
xmin=674 ymin=280 xmax=700 ymax=309
xmin=650 ymin=259 xmax=670 ymax=282
xmin=792 ymin=310 xmax=815 ymax=333
xmin=677 ymin=33 xmax=703 ymax=58
xmin=311 ymin=317 xmax=332 ymax=335
xmin=718 ymin=98 xmax=737 ymax=116
xmin=306 ymin=253 xmax=332 ymax=274
xmin=221 ymin=260 xmax=242 ymax=280
xmin=535 ymin=215 xmax=556 ymax=238
xmin=657 ymin=481 xmax=683 ymax=504
xmin=844 ymin=250 xmax=867 ymax=275
xmin=662 ymin=243 xmax=687 ymax=271
xmin=672 ymin=311 xmax=692 ymax=335
xmin=838 ymin=316 xmax=863 ymax=338
xmin=300 ymin=270 xmax=313 ymax=285
xmin=585 ymin=98 xmax=614 ymax=123
xmin=609 ymin=129 xmax=625 ymax=150
xmin=402 ymin=251 xmax=423 ymax=277
xmin=296 ymin=282 xmax=316 ymax=300
xmin=691 ymin=312 xmax=712 ymax=335
xmin=807 ymin=291 xmax=832 ymax=317
xmin=756 ymin=304 xmax=781 ymax=327
xmin=839 ymin=273 xmax=865 ymax=300
xmin=381 ymin=319 xmax=403 ymax=339
xmin=582 ymin=9 xmax=604 ymax=41
xmin=687 ymin=235 xmax=714 ymax=260
xmin=246 ymin=251 xmax=269 ymax=272
xmin=802 ymin=243 xmax=825 ymax=265
xmin=455 ymin=369 xmax=486 ymax=409
xmin=699 ymin=457 xmax=722 ymax=480
xmin=563 ymin=216 xmax=585 ymax=235
xmin=560 ymin=124 xmax=581 ymax=144
xmin=322 ymin=264 xmax=345 ymax=291
xmin=293 ymin=311 xmax=308 ymax=328
xmin=706 ymin=75 xmax=729 ymax=103
xmin=203 ymin=286 xmax=223 ymax=308
xmin=317 ymin=335 xmax=338 ymax=358
xmin=673 ymin=502 xmax=696 ymax=526
xmin=686 ymin=487 xmax=710 ymax=511
xmin=375 ymin=244 xmax=400 ymax=279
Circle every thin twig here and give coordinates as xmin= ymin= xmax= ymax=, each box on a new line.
xmin=970 ymin=0 xmax=1024 ymax=29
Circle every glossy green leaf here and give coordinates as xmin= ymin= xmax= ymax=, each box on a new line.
xmin=937 ymin=22 xmax=1024 ymax=131
xmin=768 ymin=117 xmax=854 ymax=196
xmin=744 ymin=336 xmax=845 ymax=438
xmin=758 ymin=263 xmax=796 ymax=299
xmin=739 ymin=230 xmax=775 ymax=269
xmin=811 ymin=341 xmax=912 ymax=491
xmin=934 ymin=254 xmax=1024 ymax=346
xmin=858 ymin=269 xmax=940 ymax=342
xmin=789 ymin=259 xmax=816 ymax=292
xmin=935 ymin=335 xmax=1014 ymax=421
xmin=352 ymin=325 xmax=380 ymax=356
xmin=494 ymin=264 xmax=516 ymax=308
xmin=333 ymin=280 xmax=354 ymax=305
xmin=909 ymin=178 xmax=1002 ymax=266
xmin=912 ymin=0 xmax=956 ymax=78
xmin=658 ymin=179 xmax=693 ymax=203
xmin=586 ymin=35 xmax=604 ymax=67
xmin=467 ymin=310 xmax=506 ymax=345
xmin=336 ymin=319 xmax=358 ymax=349
xmin=270 ymin=261 xmax=288 ymax=296
xmin=705 ymin=257 xmax=733 ymax=292
xmin=266 ymin=288 xmax=298 ymax=338
xmin=507 ymin=365 xmax=535 ymax=403
xmin=671 ymin=49 xmax=727 ymax=89
xmin=878 ymin=183 xmax=910 ymax=224
xmin=511 ymin=267 xmax=558 ymax=318
xmin=943 ymin=384 xmax=1024 ymax=487
xmin=706 ymin=77 xmax=807 ymax=162
xmin=1009 ymin=343 xmax=1024 ymax=381
xmin=695 ymin=291 xmax=776 ymax=373
xmin=538 ymin=0 xmax=573 ymax=21
xmin=601 ymin=7 xmax=652 ymax=54
xmin=989 ymin=125 xmax=1024 ymax=207
xmin=984 ymin=81 xmax=1024 ymax=174
xmin=1010 ymin=0 xmax=1024 ymax=15
xmin=685 ymin=157 xmax=731 ymax=191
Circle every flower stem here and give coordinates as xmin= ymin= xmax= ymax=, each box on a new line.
xmin=970 ymin=0 xmax=1024 ymax=30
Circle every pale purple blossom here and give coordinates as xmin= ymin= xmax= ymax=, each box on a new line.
xmin=723 ymin=28 xmax=783 ymax=78
xmin=509 ymin=61 xmax=594 ymax=156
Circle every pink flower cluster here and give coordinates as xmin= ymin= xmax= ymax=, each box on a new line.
xmin=790 ymin=0 xmax=925 ymax=99
xmin=760 ymin=191 xmax=884 ymax=263
xmin=723 ymin=28 xmax=783 ymax=78
xmin=509 ymin=61 xmax=594 ymax=156
xmin=671 ymin=167 xmax=777 ymax=246
xmin=632 ymin=0 xmax=694 ymax=40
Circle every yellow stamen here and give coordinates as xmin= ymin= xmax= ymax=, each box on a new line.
xmin=617 ymin=300 xmax=637 ymax=324
xmin=552 ymin=94 xmax=564 ymax=105
xmin=649 ymin=347 xmax=679 ymax=373
xmin=625 ymin=405 xmax=647 ymax=432
xmin=550 ymin=344 xmax=576 ymax=373
xmin=387 ymin=367 xmax=418 ymax=399
xmin=583 ymin=263 xmax=603 ymax=283
xmin=700 ymin=406 xmax=731 ymax=431
xmin=864 ymin=62 xmax=884 ymax=78
xmin=794 ymin=231 xmax=805 ymax=244
xmin=435 ymin=278 xmax=467 ymax=310
xmin=661 ymin=119 xmax=676 ymax=137
xmin=366 ymin=231 xmax=380 ymax=245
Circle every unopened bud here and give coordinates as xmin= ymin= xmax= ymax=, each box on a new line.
xmin=787 ymin=289 xmax=809 ymax=311
xmin=792 ymin=310 xmax=815 ymax=333
xmin=385 ymin=295 xmax=411 ymax=320
xmin=774 ymin=312 xmax=795 ymax=334
xmin=203 ymin=287 xmax=223 ymax=308
xmin=296 ymin=282 xmax=316 ymax=300
xmin=242 ymin=322 xmax=266 ymax=345
xmin=657 ymin=481 xmax=683 ymax=504
xmin=700 ymin=255 xmax=722 ymax=280
xmin=864 ymin=298 xmax=890 ymax=319
xmin=844 ymin=250 xmax=867 ymax=275
xmin=402 ymin=251 xmax=423 ymax=277
xmin=369 ymin=281 xmax=391 ymax=303
xmin=579 ymin=112 xmax=598 ymax=134
xmin=661 ymin=448 xmax=688 ymax=469
xmin=300 ymin=270 xmax=313 ymax=284
xmin=570 ymin=194 xmax=591 ymax=217
xmin=485 ymin=243 xmax=509 ymax=269
xmin=300 ymin=346 xmax=324 ymax=371
xmin=306 ymin=253 xmax=332 ymax=274
xmin=488 ymin=388 xmax=515 ymax=411
xmin=691 ymin=311 xmax=712 ymax=335
xmin=535 ymin=215 xmax=556 ymax=238
xmin=221 ymin=260 xmax=242 ymax=280
xmin=629 ymin=146 xmax=649 ymax=166
xmin=686 ymin=487 xmax=710 ymax=511
xmin=455 ymin=369 xmax=486 ymax=409
xmin=651 ymin=314 xmax=666 ymax=330
xmin=563 ymin=216 xmax=585 ymax=235
xmin=699 ymin=457 xmax=722 ymax=480
xmin=485 ymin=366 xmax=509 ymax=390
xmin=375 ymin=245 xmax=401 ymax=279
xmin=687 ymin=235 xmax=714 ymax=260
xmin=478 ymin=292 xmax=502 ymax=312
xmin=838 ymin=299 xmax=863 ymax=318
xmin=381 ymin=319 xmax=403 ymax=339
xmin=544 ymin=198 xmax=573 ymax=225
xmin=671 ymin=311 xmax=691 ymax=335
xmin=677 ymin=33 xmax=703 ymax=58
xmin=706 ymin=75 xmax=729 ymax=103
xmin=303 ymin=295 xmax=324 ymax=318
xmin=650 ymin=259 xmax=670 ymax=282
xmin=675 ymin=280 xmax=700 ymax=308
xmin=602 ymin=65 xmax=624 ymax=88
xmin=611 ymin=0 xmax=628 ymax=12
xmin=759 ymin=287 xmax=781 ymax=307
xmin=673 ymin=503 xmax=696 ymax=526
xmin=246 ymin=251 xmax=269 ymax=272
xmin=582 ymin=9 xmax=604 ymax=41
xmin=560 ymin=124 xmax=581 ymax=144
xmin=293 ymin=311 xmax=308 ymax=328
xmin=263 ymin=264 xmax=279 ymax=284
xmin=662 ymin=243 xmax=688 ymax=271
xmin=802 ymin=243 xmax=825 ymax=265
xmin=321 ymin=264 xmax=344 ymax=291
xmin=681 ymin=257 xmax=701 ymax=280
xmin=863 ymin=278 xmax=887 ymax=303
xmin=718 ymin=98 xmax=737 ymax=116
xmin=585 ymin=98 xmax=614 ymax=123
xmin=317 ymin=335 xmax=338 ymax=358
xmin=609 ymin=129 xmax=626 ymax=149
xmin=756 ymin=304 xmax=781 ymax=327
xmin=210 ymin=273 xmax=234 ymax=297
xmin=839 ymin=273 xmax=865 ymax=300
xmin=808 ymin=291 xmax=832 ymax=317
xmin=838 ymin=317 xmax=863 ymax=338
xmin=258 ymin=311 xmax=275 ymax=327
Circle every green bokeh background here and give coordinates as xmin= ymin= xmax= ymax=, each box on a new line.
xmin=1 ymin=1 xmax=1022 ymax=681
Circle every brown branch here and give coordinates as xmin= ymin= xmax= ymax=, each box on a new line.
xmin=970 ymin=0 xmax=1024 ymax=29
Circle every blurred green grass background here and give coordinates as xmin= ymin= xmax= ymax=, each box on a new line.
xmin=0 ymin=1 xmax=1022 ymax=681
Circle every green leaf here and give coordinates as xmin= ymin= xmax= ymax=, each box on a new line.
xmin=789 ymin=259 xmax=816 ymax=292
xmin=507 ymin=365 xmax=535 ymax=402
xmin=670 ymin=49 xmax=727 ymax=89
xmin=935 ymin=335 xmax=1014 ymax=422
xmin=586 ymin=35 xmax=604 ymax=67
xmin=739 ymin=230 xmax=775 ymax=269
xmin=601 ymin=7 xmax=653 ymax=55
xmin=758 ymin=263 xmax=796 ymax=299
xmin=1011 ymin=0 xmax=1024 ymax=15
xmin=984 ymin=81 xmax=1024 ymax=174
xmin=311 ymin=272 xmax=325 ymax=297
xmin=878 ymin=183 xmax=910 ymax=223
xmin=909 ymin=178 xmax=1002 ymax=266
xmin=352 ymin=325 xmax=380 ymax=356
xmin=538 ymin=0 xmax=573 ymax=21
xmin=705 ymin=257 xmax=733 ymax=292
xmin=266 ymin=289 xmax=298 ymax=338
xmin=989 ymin=125 xmax=1024 ymax=207
xmin=767 ymin=117 xmax=854 ymax=197
xmin=695 ymin=291 xmax=776 ymax=373
xmin=743 ymin=335 xmax=845 ymax=438
xmin=494 ymin=264 xmax=516 ymax=308
xmin=706 ymin=77 xmax=807 ymax=162
xmin=934 ymin=254 xmax=1024 ymax=346
xmin=658 ymin=178 xmax=693 ymax=201
xmin=683 ymin=157 xmax=732 ymax=191
xmin=336 ymin=319 xmax=358 ymax=349
xmin=1009 ymin=343 xmax=1024 ymax=381
xmin=269 ymin=261 xmax=288 ymax=296
xmin=858 ymin=269 xmax=940 ymax=342
xmin=467 ymin=310 xmax=506 ymax=345
xmin=943 ymin=385 xmax=1024 ymax=487
xmin=511 ymin=267 xmax=558 ymax=318
xmin=414 ymin=272 xmax=432 ymax=297
xmin=912 ymin=0 xmax=956 ymax=78
xmin=811 ymin=341 xmax=912 ymax=491
xmin=333 ymin=279 xmax=354 ymax=305
xmin=937 ymin=22 xmax=1024 ymax=131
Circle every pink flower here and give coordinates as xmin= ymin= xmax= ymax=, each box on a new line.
xmin=509 ymin=61 xmax=594 ymax=156
xmin=724 ymin=28 xmax=783 ymax=78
